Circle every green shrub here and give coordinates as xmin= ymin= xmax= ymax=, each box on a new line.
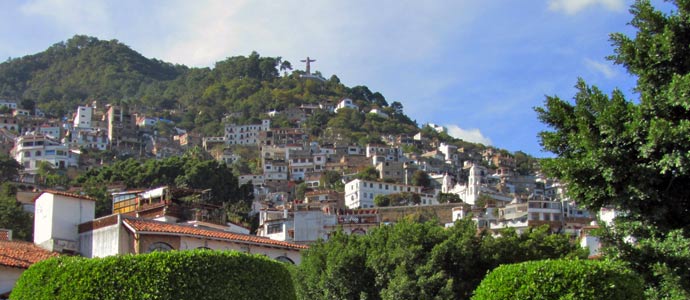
xmin=10 ymin=250 xmax=296 ymax=300
xmin=472 ymin=259 xmax=644 ymax=300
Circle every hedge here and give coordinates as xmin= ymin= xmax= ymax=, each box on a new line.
xmin=10 ymin=250 xmax=296 ymax=300
xmin=472 ymin=259 xmax=644 ymax=300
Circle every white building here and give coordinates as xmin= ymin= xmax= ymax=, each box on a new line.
xmin=73 ymin=106 xmax=93 ymax=129
xmin=334 ymin=98 xmax=358 ymax=113
xmin=34 ymin=190 xmax=95 ymax=253
xmin=344 ymin=179 xmax=427 ymax=209
xmin=0 ymin=116 xmax=19 ymax=131
xmin=368 ymin=108 xmax=388 ymax=118
xmin=258 ymin=206 xmax=380 ymax=244
xmin=438 ymin=143 xmax=458 ymax=164
xmin=225 ymin=119 xmax=270 ymax=145
xmin=366 ymin=144 xmax=403 ymax=161
xmin=11 ymin=134 xmax=78 ymax=173
xmin=67 ymin=129 xmax=109 ymax=150
xmin=0 ymin=100 xmax=17 ymax=110
xmin=12 ymin=109 xmax=30 ymax=117
xmin=38 ymin=124 xmax=61 ymax=140
xmin=33 ymin=190 xmax=306 ymax=264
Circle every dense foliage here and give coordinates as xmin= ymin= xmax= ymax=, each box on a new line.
xmin=472 ymin=259 xmax=644 ymax=300
xmin=0 ymin=35 xmax=420 ymax=141
xmin=535 ymin=0 xmax=690 ymax=297
xmin=73 ymin=150 xmax=252 ymax=219
xmin=0 ymin=183 xmax=32 ymax=241
xmin=10 ymin=250 xmax=296 ymax=300
xmin=293 ymin=219 xmax=587 ymax=300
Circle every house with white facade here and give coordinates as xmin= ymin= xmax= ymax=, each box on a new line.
xmin=32 ymin=190 xmax=307 ymax=265
xmin=0 ymin=100 xmax=17 ymax=110
xmin=368 ymin=108 xmax=389 ymax=118
xmin=11 ymin=134 xmax=78 ymax=174
xmin=12 ymin=109 xmax=30 ymax=117
xmin=73 ymin=106 xmax=93 ymax=129
xmin=344 ymin=179 xmax=429 ymax=209
xmin=334 ymin=98 xmax=358 ymax=113
xmin=258 ymin=204 xmax=379 ymax=244
xmin=224 ymin=119 xmax=270 ymax=146
xmin=0 ymin=116 xmax=19 ymax=132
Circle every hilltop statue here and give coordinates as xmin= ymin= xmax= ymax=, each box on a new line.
xmin=301 ymin=57 xmax=316 ymax=75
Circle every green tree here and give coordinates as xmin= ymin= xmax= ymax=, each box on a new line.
xmin=319 ymin=170 xmax=343 ymax=191
xmin=535 ymin=1 xmax=690 ymax=296
xmin=0 ymin=155 xmax=21 ymax=182
xmin=438 ymin=192 xmax=462 ymax=204
xmin=294 ymin=220 xmax=584 ymax=300
xmin=374 ymin=194 xmax=390 ymax=207
xmin=355 ymin=166 xmax=379 ymax=181
xmin=411 ymin=170 xmax=431 ymax=188
xmin=294 ymin=182 xmax=308 ymax=201
xmin=0 ymin=183 xmax=32 ymax=241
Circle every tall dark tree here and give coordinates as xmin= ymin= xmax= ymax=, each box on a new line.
xmin=535 ymin=1 xmax=690 ymax=297
xmin=0 ymin=183 xmax=32 ymax=241
xmin=0 ymin=155 xmax=21 ymax=182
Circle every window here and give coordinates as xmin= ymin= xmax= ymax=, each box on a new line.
xmin=147 ymin=242 xmax=173 ymax=252
xmin=35 ymin=151 xmax=41 ymax=156
xmin=276 ymin=256 xmax=295 ymax=264
xmin=267 ymin=223 xmax=283 ymax=234
xmin=24 ymin=151 xmax=31 ymax=157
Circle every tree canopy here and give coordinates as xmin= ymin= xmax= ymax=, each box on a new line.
xmin=535 ymin=0 xmax=690 ymax=297
xmin=294 ymin=220 xmax=586 ymax=300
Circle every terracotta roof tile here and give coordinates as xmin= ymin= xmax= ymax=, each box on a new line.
xmin=0 ymin=229 xmax=10 ymax=241
xmin=32 ymin=190 xmax=95 ymax=202
xmin=0 ymin=240 xmax=59 ymax=269
xmin=123 ymin=218 xmax=308 ymax=250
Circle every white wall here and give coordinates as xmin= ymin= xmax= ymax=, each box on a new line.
xmin=179 ymin=237 xmax=302 ymax=264
xmin=80 ymin=222 xmax=129 ymax=258
xmin=34 ymin=193 xmax=95 ymax=252
xmin=293 ymin=210 xmax=336 ymax=243
xmin=0 ymin=266 xmax=23 ymax=296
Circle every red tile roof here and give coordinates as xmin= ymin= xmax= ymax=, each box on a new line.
xmin=123 ymin=218 xmax=308 ymax=250
xmin=0 ymin=240 xmax=59 ymax=269
xmin=0 ymin=229 xmax=9 ymax=241
xmin=32 ymin=190 xmax=95 ymax=202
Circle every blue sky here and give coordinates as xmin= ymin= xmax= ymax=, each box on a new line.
xmin=0 ymin=0 xmax=668 ymax=156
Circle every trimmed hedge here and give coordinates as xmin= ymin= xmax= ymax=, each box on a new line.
xmin=10 ymin=250 xmax=296 ymax=300
xmin=472 ymin=259 xmax=644 ymax=300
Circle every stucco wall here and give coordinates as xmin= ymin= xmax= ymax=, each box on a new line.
xmin=179 ymin=236 xmax=302 ymax=265
xmin=80 ymin=223 xmax=129 ymax=258
xmin=0 ymin=266 xmax=23 ymax=296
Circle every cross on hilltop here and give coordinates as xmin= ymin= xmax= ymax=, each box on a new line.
xmin=301 ymin=57 xmax=316 ymax=75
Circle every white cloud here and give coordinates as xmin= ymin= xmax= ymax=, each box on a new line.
xmin=584 ymin=58 xmax=617 ymax=78
xmin=446 ymin=125 xmax=492 ymax=145
xmin=548 ymin=0 xmax=626 ymax=15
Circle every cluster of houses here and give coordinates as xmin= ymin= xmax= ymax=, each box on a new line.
xmin=0 ymin=98 xmax=610 ymax=297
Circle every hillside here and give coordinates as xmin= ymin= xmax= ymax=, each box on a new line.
xmin=0 ymin=35 xmax=531 ymax=162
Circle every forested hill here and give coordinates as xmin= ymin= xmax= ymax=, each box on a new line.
xmin=0 ymin=35 xmax=186 ymax=115
xmin=0 ymin=35 xmax=526 ymax=160
xmin=0 ymin=35 xmax=426 ymax=141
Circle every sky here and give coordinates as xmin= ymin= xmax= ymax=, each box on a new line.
xmin=0 ymin=0 xmax=671 ymax=156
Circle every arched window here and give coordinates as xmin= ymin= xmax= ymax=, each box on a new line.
xmin=147 ymin=242 xmax=173 ymax=252
xmin=275 ymin=256 xmax=295 ymax=264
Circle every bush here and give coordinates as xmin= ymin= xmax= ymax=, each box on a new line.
xmin=10 ymin=250 xmax=296 ymax=300
xmin=472 ymin=259 xmax=644 ymax=300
